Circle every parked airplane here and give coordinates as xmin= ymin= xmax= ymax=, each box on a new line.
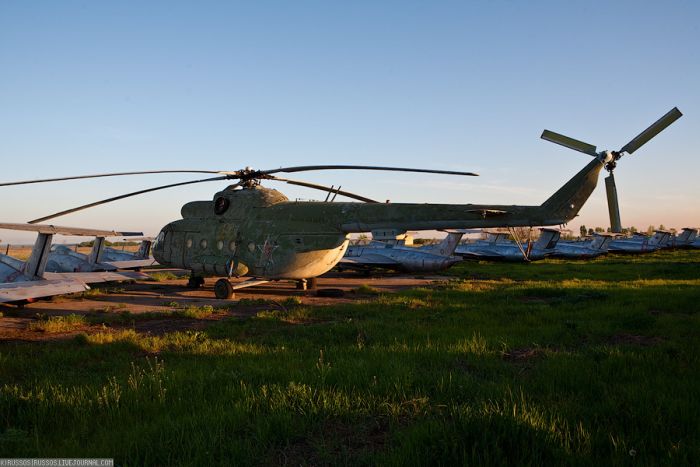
xmin=100 ymin=238 xmax=156 ymax=269
xmin=45 ymin=237 xmax=156 ymax=273
xmin=608 ymin=230 xmax=671 ymax=253
xmin=0 ymin=223 xmax=147 ymax=303
xmin=550 ymin=233 xmax=614 ymax=259
xmin=338 ymin=230 xmax=465 ymax=272
xmin=455 ymin=228 xmax=560 ymax=262
xmin=671 ymin=228 xmax=697 ymax=248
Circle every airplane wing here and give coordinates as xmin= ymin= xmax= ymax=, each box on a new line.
xmin=0 ymin=279 xmax=88 ymax=303
xmin=104 ymin=258 xmax=158 ymax=269
xmin=44 ymin=270 xmax=149 ymax=284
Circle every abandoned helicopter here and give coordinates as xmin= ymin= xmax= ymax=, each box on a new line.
xmin=1 ymin=107 xmax=682 ymax=299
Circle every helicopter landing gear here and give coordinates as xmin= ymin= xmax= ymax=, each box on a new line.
xmin=214 ymin=278 xmax=235 ymax=299
xmin=295 ymin=278 xmax=317 ymax=291
xmin=187 ymin=274 xmax=205 ymax=288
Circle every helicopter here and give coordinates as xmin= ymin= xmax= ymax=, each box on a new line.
xmin=1 ymin=107 xmax=681 ymax=299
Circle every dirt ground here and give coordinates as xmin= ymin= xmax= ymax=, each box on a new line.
xmin=0 ymin=270 xmax=445 ymax=342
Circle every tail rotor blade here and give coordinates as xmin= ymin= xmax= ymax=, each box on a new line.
xmin=619 ymin=107 xmax=683 ymax=155
xmin=540 ymin=130 xmax=598 ymax=157
xmin=605 ymin=173 xmax=622 ymax=233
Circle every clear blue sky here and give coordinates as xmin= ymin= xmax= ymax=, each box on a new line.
xmin=1 ymin=1 xmax=698 ymax=243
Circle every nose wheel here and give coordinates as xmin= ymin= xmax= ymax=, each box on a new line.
xmin=214 ymin=278 xmax=235 ymax=299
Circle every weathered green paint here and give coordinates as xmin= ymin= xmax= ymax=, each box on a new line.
xmin=152 ymin=158 xmax=604 ymax=280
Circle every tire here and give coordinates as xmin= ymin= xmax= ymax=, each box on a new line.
xmin=307 ymin=277 xmax=318 ymax=290
xmin=214 ymin=278 xmax=235 ymax=299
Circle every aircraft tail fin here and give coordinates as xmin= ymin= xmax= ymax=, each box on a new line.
xmin=419 ymin=231 xmax=465 ymax=256
xmin=88 ymin=237 xmax=106 ymax=264
xmin=23 ymin=233 xmax=53 ymax=278
xmin=137 ymin=240 xmax=152 ymax=259
xmin=589 ymin=233 xmax=612 ymax=251
xmin=534 ymin=229 xmax=560 ymax=250
xmin=677 ymin=228 xmax=698 ymax=244
xmin=649 ymin=230 xmax=670 ymax=247
xmin=540 ymin=159 xmax=604 ymax=224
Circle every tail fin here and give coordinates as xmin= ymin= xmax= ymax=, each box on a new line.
xmin=677 ymin=228 xmax=698 ymax=243
xmin=88 ymin=237 xmax=106 ymax=264
xmin=589 ymin=233 xmax=612 ymax=251
xmin=534 ymin=229 xmax=560 ymax=250
xmin=23 ymin=233 xmax=53 ymax=278
xmin=540 ymin=159 xmax=604 ymax=224
xmin=419 ymin=231 xmax=465 ymax=256
xmin=137 ymin=240 xmax=152 ymax=259
xmin=649 ymin=230 xmax=670 ymax=247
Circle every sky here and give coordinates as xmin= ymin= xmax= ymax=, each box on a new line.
xmin=1 ymin=1 xmax=698 ymax=243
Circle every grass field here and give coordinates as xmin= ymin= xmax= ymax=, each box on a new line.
xmin=1 ymin=250 xmax=699 ymax=465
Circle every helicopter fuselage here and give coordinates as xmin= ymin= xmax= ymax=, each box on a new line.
xmin=152 ymin=158 xmax=603 ymax=280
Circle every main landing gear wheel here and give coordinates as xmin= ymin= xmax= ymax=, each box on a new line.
xmin=307 ymin=277 xmax=318 ymax=290
xmin=214 ymin=278 xmax=235 ymax=299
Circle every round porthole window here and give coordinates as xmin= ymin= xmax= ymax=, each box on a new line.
xmin=186 ymin=238 xmax=193 ymax=248
xmin=217 ymin=240 xmax=224 ymax=250
xmin=229 ymin=240 xmax=237 ymax=252
xmin=248 ymin=242 xmax=256 ymax=252
xmin=214 ymin=197 xmax=230 ymax=215
xmin=200 ymin=239 xmax=208 ymax=249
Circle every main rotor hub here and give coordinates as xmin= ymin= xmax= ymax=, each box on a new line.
xmin=599 ymin=150 xmax=623 ymax=173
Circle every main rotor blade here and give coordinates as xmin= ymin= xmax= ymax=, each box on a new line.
xmin=0 ymin=170 xmax=236 ymax=187
xmin=269 ymin=176 xmax=379 ymax=203
xmin=619 ymin=107 xmax=683 ymax=155
xmin=605 ymin=173 xmax=622 ymax=233
xmin=540 ymin=130 xmax=598 ymax=156
xmin=28 ymin=176 xmax=229 ymax=224
xmin=262 ymin=165 xmax=478 ymax=177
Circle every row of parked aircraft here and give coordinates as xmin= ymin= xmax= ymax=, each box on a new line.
xmin=0 ymin=223 xmax=155 ymax=303
xmin=337 ymin=227 xmax=700 ymax=272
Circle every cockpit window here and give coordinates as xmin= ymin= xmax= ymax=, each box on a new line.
xmin=214 ymin=197 xmax=230 ymax=215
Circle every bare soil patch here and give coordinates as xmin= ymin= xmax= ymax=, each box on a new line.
xmin=0 ymin=270 xmax=443 ymax=342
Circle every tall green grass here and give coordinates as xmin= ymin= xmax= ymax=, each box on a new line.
xmin=1 ymin=250 xmax=698 ymax=465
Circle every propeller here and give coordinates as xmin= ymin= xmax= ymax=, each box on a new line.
xmin=540 ymin=107 xmax=682 ymax=232
xmin=24 ymin=163 xmax=462 ymax=222
xmin=1 ymin=165 xmax=477 ymax=188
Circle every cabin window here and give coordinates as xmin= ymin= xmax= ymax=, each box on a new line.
xmin=186 ymin=238 xmax=193 ymax=248
xmin=217 ymin=240 xmax=224 ymax=250
xmin=214 ymin=197 xmax=230 ymax=215
xmin=200 ymin=239 xmax=208 ymax=249
xmin=229 ymin=240 xmax=237 ymax=252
